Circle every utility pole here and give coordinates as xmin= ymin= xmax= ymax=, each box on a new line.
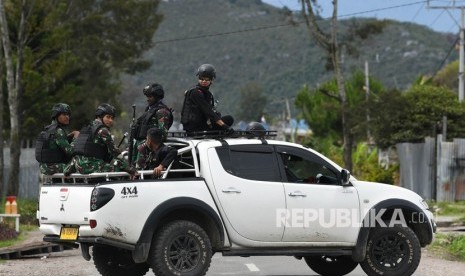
xmin=285 ymin=97 xmax=295 ymax=143
xmin=364 ymin=61 xmax=371 ymax=143
xmin=428 ymin=0 xmax=465 ymax=102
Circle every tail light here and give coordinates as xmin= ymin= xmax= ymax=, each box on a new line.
xmin=89 ymin=219 xmax=97 ymax=229
xmin=90 ymin=187 xmax=115 ymax=211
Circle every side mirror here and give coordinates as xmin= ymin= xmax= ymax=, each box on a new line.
xmin=340 ymin=169 xmax=351 ymax=186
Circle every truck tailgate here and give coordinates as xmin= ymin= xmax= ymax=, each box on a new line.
xmin=39 ymin=185 xmax=95 ymax=225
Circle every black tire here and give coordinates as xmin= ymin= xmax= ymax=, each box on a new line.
xmin=149 ymin=220 xmax=212 ymax=276
xmin=92 ymin=244 xmax=150 ymax=276
xmin=304 ymin=255 xmax=358 ymax=276
xmin=360 ymin=225 xmax=421 ymax=276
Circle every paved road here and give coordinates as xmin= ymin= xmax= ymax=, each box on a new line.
xmin=1 ymin=247 xmax=465 ymax=276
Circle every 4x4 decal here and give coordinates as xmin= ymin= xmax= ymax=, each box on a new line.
xmin=121 ymin=186 xmax=138 ymax=199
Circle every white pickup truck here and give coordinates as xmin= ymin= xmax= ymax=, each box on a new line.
xmin=37 ymin=131 xmax=436 ymax=276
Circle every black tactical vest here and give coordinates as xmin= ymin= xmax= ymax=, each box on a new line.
xmin=180 ymin=87 xmax=215 ymax=125
xmin=73 ymin=121 xmax=111 ymax=162
xmin=134 ymin=103 xmax=173 ymax=140
xmin=35 ymin=123 xmax=69 ymax=163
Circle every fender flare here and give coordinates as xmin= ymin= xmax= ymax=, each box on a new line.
xmin=352 ymin=198 xmax=433 ymax=262
xmin=132 ymin=197 xmax=224 ymax=263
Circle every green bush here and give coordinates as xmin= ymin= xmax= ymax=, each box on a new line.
xmin=352 ymin=143 xmax=399 ymax=184
xmin=17 ymin=198 xmax=38 ymax=225
xmin=449 ymin=235 xmax=465 ymax=259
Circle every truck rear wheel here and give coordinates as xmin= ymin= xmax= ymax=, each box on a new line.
xmin=304 ymin=255 xmax=358 ymax=276
xmin=149 ymin=220 xmax=212 ymax=276
xmin=92 ymin=244 xmax=150 ymax=276
xmin=360 ymin=225 xmax=421 ymax=276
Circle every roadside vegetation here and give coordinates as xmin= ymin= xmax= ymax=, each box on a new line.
xmin=429 ymin=233 xmax=465 ymax=262
xmin=426 ymin=201 xmax=465 ymax=261
xmin=431 ymin=201 xmax=465 ymax=218
xmin=0 ymin=198 xmax=38 ymax=247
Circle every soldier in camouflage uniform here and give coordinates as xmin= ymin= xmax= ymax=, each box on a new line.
xmin=36 ymin=103 xmax=80 ymax=175
xmin=135 ymin=128 xmax=177 ymax=177
xmin=64 ymin=103 xmax=135 ymax=176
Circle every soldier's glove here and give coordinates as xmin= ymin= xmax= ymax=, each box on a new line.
xmin=221 ymin=125 xmax=235 ymax=135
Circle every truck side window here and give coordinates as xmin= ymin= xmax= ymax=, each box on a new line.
xmin=216 ymin=145 xmax=281 ymax=182
xmin=277 ymin=148 xmax=338 ymax=185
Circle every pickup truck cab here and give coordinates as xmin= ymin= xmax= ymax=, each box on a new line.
xmin=38 ymin=131 xmax=435 ymax=276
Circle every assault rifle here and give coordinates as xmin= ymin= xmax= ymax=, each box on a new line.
xmin=128 ymin=105 xmax=136 ymax=166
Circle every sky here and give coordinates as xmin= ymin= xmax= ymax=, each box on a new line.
xmin=261 ymin=0 xmax=465 ymax=34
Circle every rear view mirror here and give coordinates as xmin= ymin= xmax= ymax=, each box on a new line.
xmin=340 ymin=169 xmax=351 ymax=186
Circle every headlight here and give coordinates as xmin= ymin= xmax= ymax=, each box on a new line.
xmin=420 ymin=199 xmax=429 ymax=210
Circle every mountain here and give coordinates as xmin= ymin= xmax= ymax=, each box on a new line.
xmin=119 ymin=0 xmax=457 ymax=121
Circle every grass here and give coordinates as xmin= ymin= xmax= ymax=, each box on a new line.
xmin=428 ymin=233 xmax=465 ymax=261
xmin=428 ymin=201 xmax=465 ymax=224
xmin=0 ymin=224 xmax=38 ymax=248
xmin=430 ymin=201 xmax=465 ymax=216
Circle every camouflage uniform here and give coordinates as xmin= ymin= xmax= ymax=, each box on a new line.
xmin=65 ymin=119 xmax=130 ymax=174
xmin=132 ymin=102 xmax=173 ymax=162
xmin=39 ymin=124 xmax=75 ymax=175
xmin=145 ymin=105 xmax=172 ymax=140
xmin=135 ymin=142 xmax=177 ymax=170
xmin=135 ymin=102 xmax=172 ymax=142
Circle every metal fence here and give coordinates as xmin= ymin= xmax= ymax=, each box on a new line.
xmin=397 ymin=136 xmax=465 ymax=201
xmin=2 ymin=148 xmax=40 ymax=199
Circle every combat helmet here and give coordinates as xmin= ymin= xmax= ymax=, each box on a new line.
xmin=51 ymin=103 xmax=71 ymax=120
xmin=196 ymin=64 xmax=216 ymax=80
xmin=95 ymin=103 xmax=116 ymax=118
xmin=143 ymin=83 xmax=164 ymax=99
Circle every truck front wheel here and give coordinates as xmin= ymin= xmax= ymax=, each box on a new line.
xmin=149 ymin=220 xmax=212 ymax=276
xmin=92 ymin=244 xmax=150 ymax=276
xmin=360 ymin=225 xmax=421 ymax=276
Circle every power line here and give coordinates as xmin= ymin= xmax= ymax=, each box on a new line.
xmin=429 ymin=8 xmax=446 ymax=27
xmin=411 ymin=2 xmax=426 ymax=21
xmin=432 ymin=34 xmax=459 ymax=77
xmin=154 ymin=1 xmax=429 ymax=44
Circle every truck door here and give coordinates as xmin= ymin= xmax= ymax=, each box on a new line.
xmin=207 ymin=145 xmax=285 ymax=242
xmin=276 ymin=146 xmax=360 ymax=243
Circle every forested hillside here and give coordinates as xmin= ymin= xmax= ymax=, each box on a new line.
xmin=120 ymin=0 xmax=457 ymax=120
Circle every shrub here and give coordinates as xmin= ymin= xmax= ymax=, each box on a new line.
xmin=17 ymin=198 xmax=38 ymax=225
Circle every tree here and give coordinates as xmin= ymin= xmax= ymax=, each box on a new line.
xmin=0 ymin=42 xmax=3 ymax=196
xmin=370 ymin=85 xmax=465 ymax=148
xmin=20 ymin=0 xmax=163 ymax=136
xmin=0 ymin=0 xmax=28 ymax=196
xmin=0 ymin=0 xmax=162 ymax=195
xmin=432 ymin=60 xmax=459 ymax=91
xmin=301 ymin=0 xmax=352 ymax=169
xmin=295 ymin=71 xmax=383 ymax=153
xmin=300 ymin=1 xmax=388 ymax=171
xmin=236 ymin=82 xmax=267 ymax=122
